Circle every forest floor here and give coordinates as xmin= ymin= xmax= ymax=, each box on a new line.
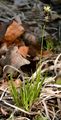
xmin=0 ymin=0 xmax=61 ymax=120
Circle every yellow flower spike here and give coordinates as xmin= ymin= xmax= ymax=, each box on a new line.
xmin=44 ymin=6 xmax=51 ymax=13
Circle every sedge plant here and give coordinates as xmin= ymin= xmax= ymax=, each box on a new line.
xmin=9 ymin=70 xmax=45 ymax=111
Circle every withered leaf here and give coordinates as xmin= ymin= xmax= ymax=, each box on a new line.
xmin=5 ymin=20 xmax=24 ymax=42
xmin=3 ymin=46 xmax=30 ymax=74
xmin=0 ymin=107 xmax=8 ymax=116
xmin=18 ymin=46 xmax=29 ymax=58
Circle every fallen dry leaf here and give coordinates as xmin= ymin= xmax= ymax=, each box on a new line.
xmin=42 ymin=50 xmax=53 ymax=58
xmin=0 ymin=107 xmax=8 ymax=116
xmin=0 ymin=80 xmax=8 ymax=90
xmin=14 ymin=39 xmax=25 ymax=47
xmin=18 ymin=46 xmax=29 ymax=58
xmin=9 ymin=46 xmax=30 ymax=67
xmin=0 ymin=43 xmax=8 ymax=55
xmin=24 ymin=33 xmax=37 ymax=46
xmin=4 ymin=20 xmax=24 ymax=42
xmin=3 ymin=46 xmax=30 ymax=75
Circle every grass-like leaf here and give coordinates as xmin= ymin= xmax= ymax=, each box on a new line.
xmin=9 ymin=70 xmax=45 ymax=111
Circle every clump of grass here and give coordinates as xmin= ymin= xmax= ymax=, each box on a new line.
xmin=9 ymin=70 xmax=44 ymax=111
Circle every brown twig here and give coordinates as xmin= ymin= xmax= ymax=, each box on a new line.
xmin=1 ymin=99 xmax=39 ymax=116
